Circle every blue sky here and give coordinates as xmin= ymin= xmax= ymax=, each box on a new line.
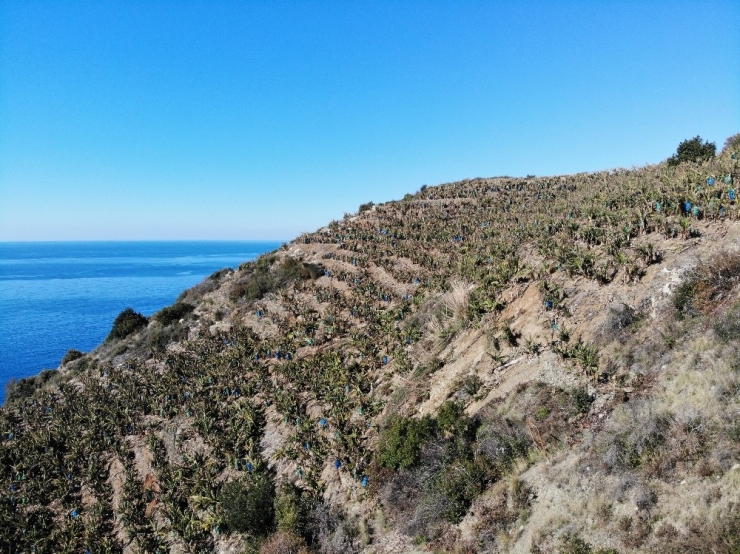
xmin=1 ymin=1 xmax=738 ymax=241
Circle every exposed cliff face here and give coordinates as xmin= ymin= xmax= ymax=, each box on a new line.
xmin=2 ymin=144 xmax=740 ymax=553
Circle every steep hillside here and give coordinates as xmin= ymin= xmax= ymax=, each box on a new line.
xmin=2 ymin=137 xmax=740 ymax=554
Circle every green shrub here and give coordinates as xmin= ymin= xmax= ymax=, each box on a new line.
xmin=606 ymin=304 xmax=644 ymax=333
xmin=667 ymin=136 xmax=716 ymax=166
xmin=61 ymin=348 xmax=85 ymax=365
xmin=378 ymin=416 xmax=436 ymax=469
xmin=502 ymin=325 xmax=520 ymax=347
xmin=558 ymin=533 xmax=620 ymax=554
xmin=437 ymin=401 xmax=468 ymax=435
xmin=358 ymin=202 xmax=374 ymax=213
xmin=143 ymin=320 xmax=189 ymax=354
xmin=462 ymin=374 xmax=483 ymax=397
xmin=277 ymin=257 xmax=323 ymax=281
xmin=154 ymin=302 xmax=194 ymax=326
xmin=714 ymin=303 xmax=740 ymax=342
xmin=673 ymin=278 xmax=697 ymax=318
xmin=106 ymin=308 xmax=148 ymax=342
xmin=274 ymin=483 xmax=312 ymax=536
xmin=4 ymin=369 xmax=61 ymax=404
xmin=435 ymin=459 xmax=486 ymax=523
xmin=570 ymin=387 xmax=593 ymax=415
xmin=475 ymin=417 xmax=530 ymax=472
xmin=5 ymin=377 xmax=38 ymax=404
xmin=230 ymin=257 xmax=324 ymax=301
xmin=557 ymin=339 xmax=599 ymax=374
xmin=220 ymin=474 xmax=275 ymax=536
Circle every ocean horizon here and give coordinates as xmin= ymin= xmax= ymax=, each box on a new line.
xmin=0 ymin=240 xmax=281 ymax=401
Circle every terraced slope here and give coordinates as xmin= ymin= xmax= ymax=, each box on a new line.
xmin=2 ymin=139 xmax=740 ymax=553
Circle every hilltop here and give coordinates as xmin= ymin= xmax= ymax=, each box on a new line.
xmin=2 ymin=135 xmax=740 ymax=554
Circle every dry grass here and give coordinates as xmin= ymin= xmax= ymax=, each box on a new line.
xmin=259 ymin=531 xmax=310 ymax=554
xmin=443 ymin=280 xmax=473 ymax=321
xmin=692 ymin=251 xmax=740 ymax=313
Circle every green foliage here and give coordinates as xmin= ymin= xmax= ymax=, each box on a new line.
xmin=671 ymin=135 xmax=717 ymax=164
xmin=606 ymin=304 xmax=644 ymax=333
xmin=358 ymin=201 xmax=374 ymax=213
xmin=502 ymin=325 xmax=520 ymax=347
xmin=535 ymin=406 xmax=550 ymax=421
xmin=5 ymin=133 xmax=740 ymax=550
xmin=378 ymin=415 xmax=436 ymax=469
xmin=570 ymin=387 xmax=593 ymax=415
xmin=667 ymin=136 xmax=716 ymax=166
xmin=462 ymin=374 xmax=483 ymax=397
xmin=61 ymin=348 xmax=85 ymax=365
xmin=274 ymin=483 xmax=312 ymax=536
xmin=154 ymin=301 xmax=194 ymax=326
xmin=557 ymin=339 xmax=599 ymax=374
xmin=220 ymin=474 xmax=275 ymax=536
xmin=106 ymin=307 xmax=148 ymax=342
xmin=230 ymin=256 xmax=324 ymax=301
xmin=435 ymin=459 xmax=487 ymax=522
xmin=143 ymin=318 xmax=190 ymax=353
xmin=468 ymin=288 xmax=505 ymax=319
xmin=714 ymin=303 xmax=740 ymax=342
xmin=437 ymin=400 xmax=471 ymax=436
xmin=672 ymin=277 xmax=696 ymax=319
xmin=559 ymin=533 xmax=619 ymax=554
xmin=4 ymin=368 xmax=66 ymax=404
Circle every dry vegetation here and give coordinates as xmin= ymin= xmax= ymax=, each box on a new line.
xmin=2 ymin=136 xmax=740 ymax=553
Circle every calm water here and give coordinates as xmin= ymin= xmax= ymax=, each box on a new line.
xmin=0 ymin=241 xmax=281 ymax=398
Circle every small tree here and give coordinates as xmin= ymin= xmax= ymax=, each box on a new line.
xmin=378 ymin=415 xmax=436 ymax=469
xmin=220 ymin=474 xmax=275 ymax=536
xmin=61 ymin=348 xmax=85 ymax=365
xmin=667 ymin=136 xmax=716 ymax=166
xmin=106 ymin=308 xmax=148 ymax=342
xmin=153 ymin=302 xmax=194 ymax=326
xmin=722 ymin=132 xmax=740 ymax=153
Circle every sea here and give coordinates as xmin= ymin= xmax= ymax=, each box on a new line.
xmin=0 ymin=241 xmax=281 ymax=401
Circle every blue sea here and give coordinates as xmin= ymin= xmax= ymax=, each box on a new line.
xmin=0 ymin=241 xmax=281 ymax=400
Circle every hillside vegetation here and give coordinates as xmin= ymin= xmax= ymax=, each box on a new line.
xmin=2 ymin=136 xmax=740 ymax=553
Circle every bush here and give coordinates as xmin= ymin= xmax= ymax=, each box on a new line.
xmin=605 ymin=304 xmax=644 ymax=333
xmin=5 ymin=377 xmax=38 ymax=404
xmin=714 ymin=303 xmax=740 ymax=342
xmin=722 ymin=132 xmax=740 ymax=153
xmin=4 ymin=369 xmax=61 ymax=404
xmin=559 ymin=534 xmax=619 ymax=554
xmin=61 ymin=349 xmax=85 ymax=365
xmin=570 ymin=387 xmax=594 ymax=415
xmin=475 ymin=418 xmax=530 ymax=470
xmin=142 ymin=320 xmax=189 ymax=354
xmin=153 ymin=302 xmax=194 ymax=326
xmin=306 ymin=503 xmax=362 ymax=554
xmin=230 ymin=257 xmax=324 ymax=302
xmin=436 ymin=401 xmax=468 ymax=436
xmin=259 ymin=530 xmax=309 ymax=554
xmin=106 ymin=308 xmax=148 ymax=342
xmin=667 ymin=136 xmax=716 ymax=166
xmin=220 ymin=474 xmax=275 ymax=536
xmin=435 ymin=459 xmax=487 ymax=522
xmin=274 ymin=483 xmax=312 ymax=536
xmin=378 ymin=416 xmax=436 ymax=469
xmin=358 ymin=202 xmax=374 ymax=213
xmin=674 ymin=252 xmax=740 ymax=319
xmin=673 ymin=278 xmax=698 ymax=318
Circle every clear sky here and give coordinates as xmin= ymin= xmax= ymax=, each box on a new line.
xmin=1 ymin=1 xmax=738 ymax=241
